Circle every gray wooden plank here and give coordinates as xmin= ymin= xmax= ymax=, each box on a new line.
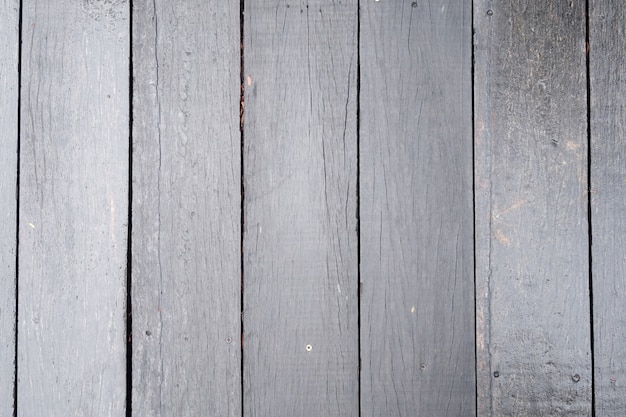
xmin=359 ymin=1 xmax=474 ymax=416
xmin=590 ymin=2 xmax=626 ymax=415
xmin=17 ymin=1 xmax=129 ymax=415
xmin=131 ymin=0 xmax=241 ymax=415
xmin=474 ymin=1 xmax=591 ymax=415
xmin=243 ymin=1 xmax=358 ymax=415
xmin=0 ymin=1 xmax=19 ymax=415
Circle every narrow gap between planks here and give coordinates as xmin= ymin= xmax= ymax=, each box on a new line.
xmin=239 ymin=0 xmax=245 ymax=415
xmin=126 ymin=1 xmax=134 ymax=416
xmin=355 ymin=1 xmax=362 ymax=417
xmin=470 ymin=1 xmax=478 ymax=415
xmin=584 ymin=0 xmax=595 ymax=415
xmin=13 ymin=0 xmax=24 ymax=416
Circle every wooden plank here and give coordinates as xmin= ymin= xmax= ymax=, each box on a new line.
xmin=0 ymin=1 xmax=19 ymax=415
xmin=17 ymin=1 xmax=129 ymax=415
xmin=131 ymin=0 xmax=241 ymax=415
xmin=18 ymin=0 xmax=129 ymax=416
xmin=243 ymin=1 xmax=358 ymax=415
xmin=359 ymin=1 xmax=474 ymax=415
xmin=474 ymin=1 xmax=591 ymax=415
xmin=590 ymin=2 xmax=626 ymax=415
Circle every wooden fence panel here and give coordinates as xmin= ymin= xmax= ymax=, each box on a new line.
xmin=132 ymin=0 xmax=241 ymax=415
xmin=590 ymin=2 xmax=626 ymax=415
xmin=0 ymin=1 xmax=19 ymax=416
xmin=243 ymin=1 xmax=358 ymax=415
xmin=18 ymin=1 xmax=129 ymax=415
xmin=474 ymin=1 xmax=592 ymax=415
xmin=359 ymin=1 xmax=475 ymax=416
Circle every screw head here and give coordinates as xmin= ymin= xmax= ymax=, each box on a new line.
xmin=305 ymin=344 xmax=313 ymax=352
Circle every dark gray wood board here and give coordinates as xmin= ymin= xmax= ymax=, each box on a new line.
xmin=18 ymin=0 xmax=129 ymax=415
xmin=474 ymin=1 xmax=591 ymax=415
xmin=132 ymin=0 xmax=241 ymax=415
xmin=590 ymin=2 xmax=626 ymax=415
xmin=243 ymin=0 xmax=358 ymax=415
xmin=0 ymin=1 xmax=19 ymax=415
xmin=359 ymin=1 xmax=475 ymax=416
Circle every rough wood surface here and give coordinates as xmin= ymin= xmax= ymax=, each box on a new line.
xmin=243 ymin=1 xmax=358 ymax=415
xmin=474 ymin=1 xmax=591 ymax=415
xmin=131 ymin=0 xmax=241 ymax=415
xmin=0 ymin=1 xmax=19 ymax=415
xmin=590 ymin=2 xmax=626 ymax=415
xmin=359 ymin=1 xmax=475 ymax=416
xmin=17 ymin=1 xmax=129 ymax=415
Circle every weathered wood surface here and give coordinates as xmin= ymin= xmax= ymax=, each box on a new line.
xmin=0 ymin=1 xmax=19 ymax=415
xmin=243 ymin=0 xmax=358 ymax=415
xmin=359 ymin=1 xmax=475 ymax=416
xmin=474 ymin=1 xmax=591 ymax=415
xmin=590 ymin=2 xmax=626 ymax=415
xmin=132 ymin=0 xmax=241 ymax=415
xmin=18 ymin=1 xmax=129 ymax=415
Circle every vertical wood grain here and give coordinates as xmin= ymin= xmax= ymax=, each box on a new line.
xmin=474 ymin=1 xmax=591 ymax=415
xmin=132 ymin=0 xmax=241 ymax=415
xmin=243 ymin=1 xmax=358 ymax=415
xmin=18 ymin=0 xmax=129 ymax=415
xmin=359 ymin=1 xmax=475 ymax=415
xmin=0 ymin=1 xmax=19 ymax=415
xmin=590 ymin=2 xmax=626 ymax=415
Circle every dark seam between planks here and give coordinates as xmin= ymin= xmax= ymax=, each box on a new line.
xmin=356 ymin=1 xmax=362 ymax=417
xmin=585 ymin=0 xmax=595 ymax=415
xmin=471 ymin=1 xmax=477 ymax=415
xmin=239 ymin=0 xmax=245 ymax=415
xmin=14 ymin=1 xmax=23 ymax=416
xmin=126 ymin=1 xmax=134 ymax=416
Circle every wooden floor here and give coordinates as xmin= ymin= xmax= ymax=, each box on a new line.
xmin=1 ymin=0 xmax=624 ymax=416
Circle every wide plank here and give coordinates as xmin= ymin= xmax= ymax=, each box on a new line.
xmin=243 ymin=1 xmax=358 ymax=415
xmin=0 ymin=1 xmax=19 ymax=415
xmin=359 ymin=1 xmax=475 ymax=415
xmin=131 ymin=0 xmax=242 ymax=415
xmin=590 ymin=2 xmax=626 ymax=415
xmin=18 ymin=1 xmax=129 ymax=415
xmin=474 ymin=1 xmax=591 ymax=415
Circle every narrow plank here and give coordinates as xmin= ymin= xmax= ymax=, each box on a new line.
xmin=359 ymin=1 xmax=474 ymax=415
xmin=590 ymin=3 xmax=626 ymax=415
xmin=0 ymin=1 xmax=19 ymax=415
xmin=474 ymin=1 xmax=591 ymax=415
xmin=18 ymin=1 xmax=129 ymax=415
xmin=131 ymin=0 xmax=241 ymax=415
xmin=243 ymin=1 xmax=358 ymax=415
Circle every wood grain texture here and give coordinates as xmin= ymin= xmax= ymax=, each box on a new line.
xmin=243 ymin=1 xmax=358 ymax=415
xmin=18 ymin=0 xmax=129 ymax=415
xmin=132 ymin=0 xmax=241 ymax=415
xmin=474 ymin=1 xmax=591 ymax=415
xmin=590 ymin=2 xmax=626 ymax=415
xmin=0 ymin=1 xmax=19 ymax=415
xmin=359 ymin=1 xmax=474 ymax=416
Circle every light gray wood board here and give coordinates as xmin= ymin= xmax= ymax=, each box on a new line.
xmin=131 ymin=0 xmax=241 ymax=415
xmin=359 ymin=1 xmax=475 ymax=416
xmin=590 ymin=2 xmax=626 ymax=415
xmin=243 ymin=0 xmax=358 ymax=415
xmin=18 ymin=0 xmax=129 ymax=415
xmin=474 ymin=1 xmax=591 ymax=415
xmin=0 ymin=1 xmax=19 ymax=415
